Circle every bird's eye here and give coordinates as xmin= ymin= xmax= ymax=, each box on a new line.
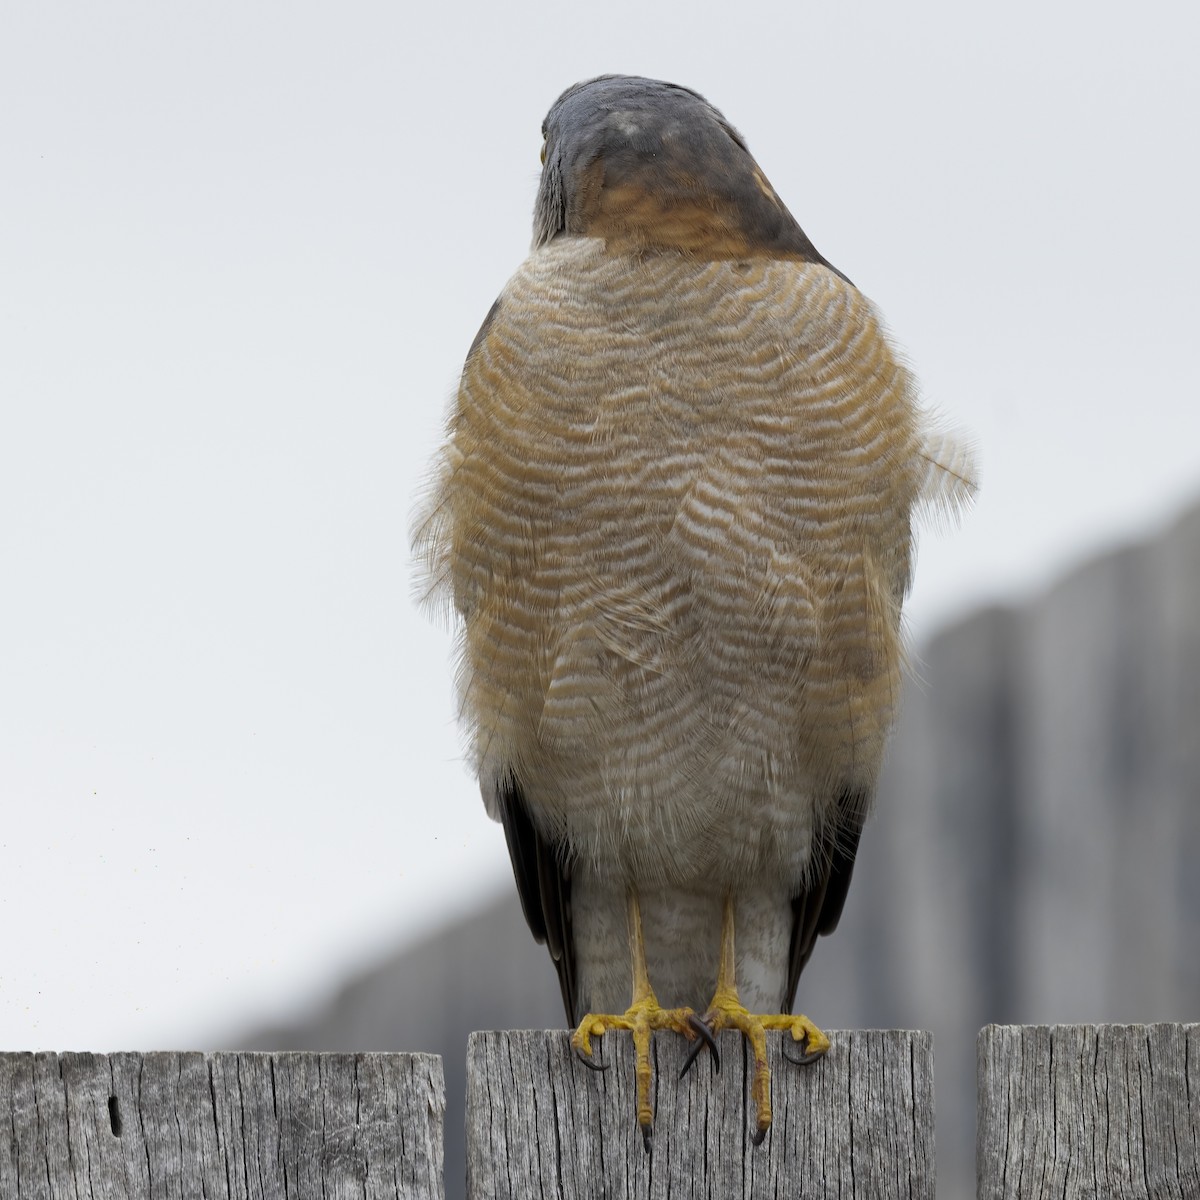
xmin=540 ymin=140 xmax=547 ymax=165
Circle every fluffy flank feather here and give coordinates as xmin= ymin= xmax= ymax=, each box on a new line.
xmin=914 ymin=419 xmax=980 ymax=532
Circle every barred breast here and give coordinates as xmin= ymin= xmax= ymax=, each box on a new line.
xmin=417 ymin=236 xmax=969 ymax=893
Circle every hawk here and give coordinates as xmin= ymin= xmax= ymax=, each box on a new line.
xmin=415 ymin=74 xmax=975 ymax=1147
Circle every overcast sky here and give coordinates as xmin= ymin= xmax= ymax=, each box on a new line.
xmin=3 ymin=0 xmax=1198 ymax=1051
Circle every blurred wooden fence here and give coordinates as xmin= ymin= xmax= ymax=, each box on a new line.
xmin=236 ymin=501 xmax=1200 ymax=1198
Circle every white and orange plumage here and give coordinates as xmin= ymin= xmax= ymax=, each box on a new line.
xmin=415 ymin=75 xmax=975 ymax=1146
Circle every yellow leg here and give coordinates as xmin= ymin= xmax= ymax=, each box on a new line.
xmin=571 ymin=888 xmax=701 ymax=1149
xmin=699 ymin=892 xmax=831 ymax=1143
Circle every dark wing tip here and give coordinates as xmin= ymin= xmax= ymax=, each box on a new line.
xmin=785 ymin=789 xmax=868 ymax=1011
xmin=495 ymin=773 xmax=578 ymax=1024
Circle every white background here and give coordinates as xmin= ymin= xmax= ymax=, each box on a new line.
xmin=2 ymin=0 xmax=1197 ymax=1049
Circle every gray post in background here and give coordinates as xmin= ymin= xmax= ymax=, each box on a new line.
xmin=466 ymin=1029 xmax=934 ymax=1200
xmin=976 ymin=1024 xmax=1200 ymax=1199
xmin=0 ymin=1051 xmax=445 ymax=1200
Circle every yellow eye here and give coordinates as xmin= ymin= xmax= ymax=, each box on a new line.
xmin=540 ymin=140 xmax=547 ymax=165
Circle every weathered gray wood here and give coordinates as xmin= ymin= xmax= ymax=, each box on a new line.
xmin=977 ymin=1024 xmax=1200 ymax=1199
xmin=466 ymin=1029 xmax=933 ymax=1199
xmin=0 ymin=1051 xmax=444 ymax=1199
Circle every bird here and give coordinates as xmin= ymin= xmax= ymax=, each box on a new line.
xmin=414 ymin=74 xmax=975 ymax=1148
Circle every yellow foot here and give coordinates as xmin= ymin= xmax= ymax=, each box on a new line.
xmin=571 ymin=998 xmax=709 ymax=1150
xmin=690 ymin=995 xmax=830 ymax=1144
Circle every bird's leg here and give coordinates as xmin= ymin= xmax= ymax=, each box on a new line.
xmin=693 ymin=892 xmax=831 ymax=1144
xmin=571 ymin=887 xmax=704 ymax=1150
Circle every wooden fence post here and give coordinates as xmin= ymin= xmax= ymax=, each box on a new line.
xmin=0 ymin=1051 xmax=445 ymax=1200
xmin=977 ymin=1023 xmax=1200 ymax=1199
xmin=466 ymin=1029 xmax=934 ymax=1199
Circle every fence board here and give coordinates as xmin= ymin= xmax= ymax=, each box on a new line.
xmin=977 ymin=1023 xmax=1200 ymax=1199
xmin=0 ymin=1051 xmax=444 ymax=1200
xmin=466 ymin=1028 xmax=933 ymax=1199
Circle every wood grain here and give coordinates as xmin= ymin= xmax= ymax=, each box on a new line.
xmin=977 ymin=1024 xmax=1200 ymax=1199
xmin=466 ymin=1028 xmax=933 ymax=1199
xmin=0 ymin=1051 xmax=444 ymax=1199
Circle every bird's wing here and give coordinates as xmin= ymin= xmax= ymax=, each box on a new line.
xmin=495 ymin=772 xmax=578 ymax=1023
xmin=415 ymin=292 xmax=581 ymax=1024
xmin=784 ymin=787 xmax=868 ymax=1011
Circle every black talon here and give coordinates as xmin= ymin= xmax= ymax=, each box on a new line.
xmin=690 ymin=1014 xmax=720 ymax=1064
xmin=680 ymin=1014 xmax=720 ymax=1077
xmin=782 ymin=1031 xmax=826 ymax=1067
xmin=784 ymin=1045 xmax=827 ymax=1066
xmin=751 ymin=1126 xmax=768 ymax=1146
xmin=574 ymin=1045 xmax=609 ymax=1072
xmin=641 ymin=1124 xmax=653 ymax=1154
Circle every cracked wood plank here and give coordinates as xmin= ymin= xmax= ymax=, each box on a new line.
xmin=977 ymin=1024 xmax=1200 ymax=1199
xmin=466 ymin=1029 xmax=933 ymax=1199
xmin=0 ymin=1051 xmax=444 ymax=1199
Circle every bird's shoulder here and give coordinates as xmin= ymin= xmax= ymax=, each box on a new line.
xmin=467 ymin=239 xmax=868 ymax=382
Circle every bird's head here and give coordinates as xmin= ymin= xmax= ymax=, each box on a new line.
xmin=533 ymin=74 xmax=840 ymax=272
